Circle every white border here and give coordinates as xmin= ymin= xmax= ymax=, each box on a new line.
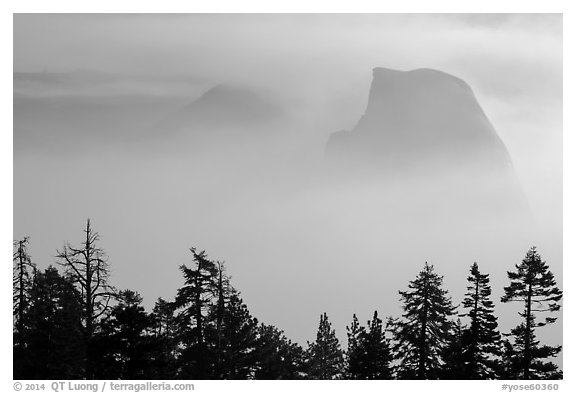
xmin=3 ymin=1 xmax=573 ymax=391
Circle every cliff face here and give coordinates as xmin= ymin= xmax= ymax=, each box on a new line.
xmin=326 ymin=67 xmax=513 ymax=173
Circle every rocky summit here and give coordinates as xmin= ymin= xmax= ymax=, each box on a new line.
xmin=326 ymin=67 xmax=513 ymax=173
xmin=324 ymin=67 xmax=529 ymax=218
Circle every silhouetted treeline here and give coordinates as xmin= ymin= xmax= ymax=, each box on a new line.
xmin=13 ymin=219 xmax=563 ymax=380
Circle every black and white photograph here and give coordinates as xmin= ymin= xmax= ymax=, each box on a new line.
xmin=7 ymin=6 xmax=569 ymax=387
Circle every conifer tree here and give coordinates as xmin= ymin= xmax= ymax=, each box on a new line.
xmin=24 ymin=267 xmax=85 ymax=379
xmin=148 ymin=298 xmax=179 ymax=379
xmin=501 ymin=247 xmax=563 ymax=379
xmin=345 ymin=313 xmax=365 ymax=378
xmin=92 ymin=290 xmax=154 ymax=379
xmin=392 ymin=262 xmax=456 ymax=379
xmin=306 ymin=312 xmax=344 ymax=379
xmin=212 ymin=261 xmax=233 ymax=376
xmin=361 ymin=311 xmax=393 ymax=379
xmin=498 ymin=339 xmax=523 ymax=379
xmin=173 ymin=247 xmax=218 ymax=378
xmin=440 ymin=319 xmax=467 ymax=379
xmin=217 ymin=294 xmax=259 ymax=379
xmin=254 ymin=324 xmax=305 ymax=379
xmin=346 ymin=312 xmax=393 ymax=379
xmin=458 ymin=262 xmax=501 ymax=379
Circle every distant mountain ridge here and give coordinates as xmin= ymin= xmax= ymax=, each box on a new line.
xmin=14 ymin=69 xmax=120 ymax=88
xmin=164 ymin=84 xmax=284 ymax=130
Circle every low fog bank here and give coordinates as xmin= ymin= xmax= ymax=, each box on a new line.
xmin=13 ymin=134 xmax=561 ymax=353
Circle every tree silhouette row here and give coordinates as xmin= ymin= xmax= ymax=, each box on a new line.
xmin=13 ymin=219 xmax=562 ymax=380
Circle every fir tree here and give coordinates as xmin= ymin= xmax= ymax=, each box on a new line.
xmin=25 ymin=267 xmax=85 ymax=379
xmin=458 ymin=262 xmax=501 ymax=379
xmin=501 ymin=247 xmax=563 ymax=379
xmin=216 ymin=294 xmax=259 ymax=379
xmin=440 ymin=319 xmax=467 ymax=379
xmin=392 ymin=262 xmax=456 ymax=379
xmin=345 ymin=313 xmax=365 ymax=378
xmin=306 ymin=312 xmax=344 ymax=379
xmin=498 ymin=339 xmax=523 ymax=379
xmin=254 ymin=324 xmax=305 ymax=379
xmin=346 ymin=312 xmax=393 ymax=379
xmin=211 ymin=261 xmax=233 ymax=377
xmin=361 ymin=311 xmax=393 ymax=379
xmin=148 ymin=298 xmax=179 ymax=379
xmin=92 ymin=290 xmax=155 ymax=379
xmin=173 ymin=247 xmax=218 ymax=378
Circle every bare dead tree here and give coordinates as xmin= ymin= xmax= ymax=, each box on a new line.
xmin=214 ymin=260 xmax=234 ymax=376
xmin=13 ymin=236 xmax=35 ymax=349
xmin=56 ymin=218 xmax=116 ymax=379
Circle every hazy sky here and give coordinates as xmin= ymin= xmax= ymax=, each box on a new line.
xmin=13 ymin=14 xmax=562 ymax=353
xmin=14 ymin=13 xmax=562 ymax=214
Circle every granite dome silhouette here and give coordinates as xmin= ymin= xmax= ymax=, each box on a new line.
xmin=327 ymin=67 xmax=513 ymax=172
